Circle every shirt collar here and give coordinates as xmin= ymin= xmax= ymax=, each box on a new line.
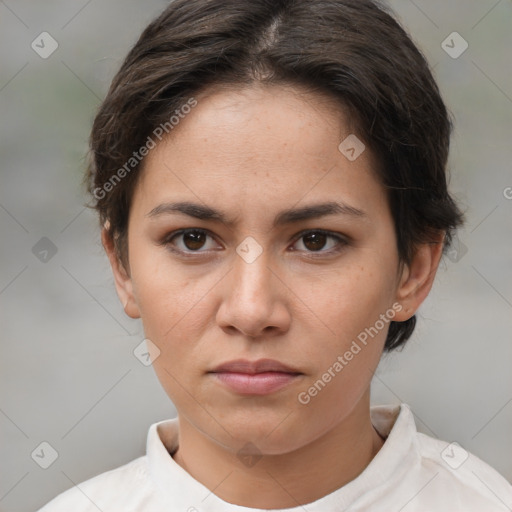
xmin=147 ymin=403 xmax=420 ymax=511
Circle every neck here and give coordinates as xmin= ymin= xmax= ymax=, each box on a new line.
xmin=172 ymin=394 xmax=384 ymax=509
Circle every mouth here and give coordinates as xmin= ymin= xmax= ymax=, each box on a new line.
xmin=208 ymin=358 xmax=303 ymax=395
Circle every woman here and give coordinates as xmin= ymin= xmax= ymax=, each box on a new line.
xmin=37 ymin=0 xmax=512 ymax=510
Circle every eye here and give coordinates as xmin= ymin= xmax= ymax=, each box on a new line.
xmin=161 ymin=228 xmax=348 ymax=257
xmin=291 ymin=229 xmax=348 ymax=255
xmin=162 ymin=228 xmax=219 ymax=254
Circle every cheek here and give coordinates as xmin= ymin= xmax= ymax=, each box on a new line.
xmin=294 ymin=257 xmax=396 ymax=388
xmin=129 ymin=248 xmax=218 ymax=366
xmin=302 ymin=260 xmax=395 ymax=335
xmin=129 ymin=244 xmax=187 ymax=340
xmin=292 ymin=266 xmax=390 ymax=425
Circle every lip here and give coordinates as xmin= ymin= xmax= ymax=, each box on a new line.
xmin=208 ymin=359 xmax=303 ymax=395
xmin=210 ymin=358 xmax=301 ymax=374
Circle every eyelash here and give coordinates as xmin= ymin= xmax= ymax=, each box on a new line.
xmin=160 ymin=228 xmax=349 ymax=259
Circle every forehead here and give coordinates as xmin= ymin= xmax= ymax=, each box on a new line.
xmin=165 ymin=83 xmax=350 ymax=160
xmin=133 ymin=84 xmax=387 ymax=223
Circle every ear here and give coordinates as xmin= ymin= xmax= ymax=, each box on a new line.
xmin=101 ymin=227 xmax=141 ymax=319
xmin=392 ymin=232 xmax=445 ymax=322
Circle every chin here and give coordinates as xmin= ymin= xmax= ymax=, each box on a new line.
xmin=212 ymin=414 xmax=311 ymax=455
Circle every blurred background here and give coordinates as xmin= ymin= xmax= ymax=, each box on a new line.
xmin=1 ymin=0 xmax=511 ymax=510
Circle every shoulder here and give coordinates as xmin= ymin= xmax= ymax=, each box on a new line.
xmin=413 ymin=431 xmax=512 ymax=511
xmin=35 ymin=456 xmax=162 ymax=512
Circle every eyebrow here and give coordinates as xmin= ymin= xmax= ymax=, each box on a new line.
xmin=146 ymin=200 xmax=366 ymax=228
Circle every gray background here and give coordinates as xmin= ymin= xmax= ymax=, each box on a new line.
xmin=1 ymin=1 xmax=511 ymax=511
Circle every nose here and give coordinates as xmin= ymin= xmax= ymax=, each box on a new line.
xmin=216 ymin=249 xmax=291 ymax=339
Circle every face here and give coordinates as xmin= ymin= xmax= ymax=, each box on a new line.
xmin=106 ymin=84 xmax=438 ymax=456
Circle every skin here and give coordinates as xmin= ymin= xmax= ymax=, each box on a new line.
xmin=103 ymin=83 xmax=444 ymax=509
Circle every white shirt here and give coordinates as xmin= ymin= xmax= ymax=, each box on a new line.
xmin=36 ymin=403 xmax=512 ymax=511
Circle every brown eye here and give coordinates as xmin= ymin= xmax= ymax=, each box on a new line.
xmin=291 ymin=230 xmax=348 ymax=255
xmin=164 ymin=229 xmax=219 ymax=254
xmin=181 ymin=230 xmax=207 ymax=250
xmin=302 ymin=232 xmax=328 ymax=251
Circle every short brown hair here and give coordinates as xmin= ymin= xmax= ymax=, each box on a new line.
xmin=85 ymin=0 xmax=464 ymax=352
